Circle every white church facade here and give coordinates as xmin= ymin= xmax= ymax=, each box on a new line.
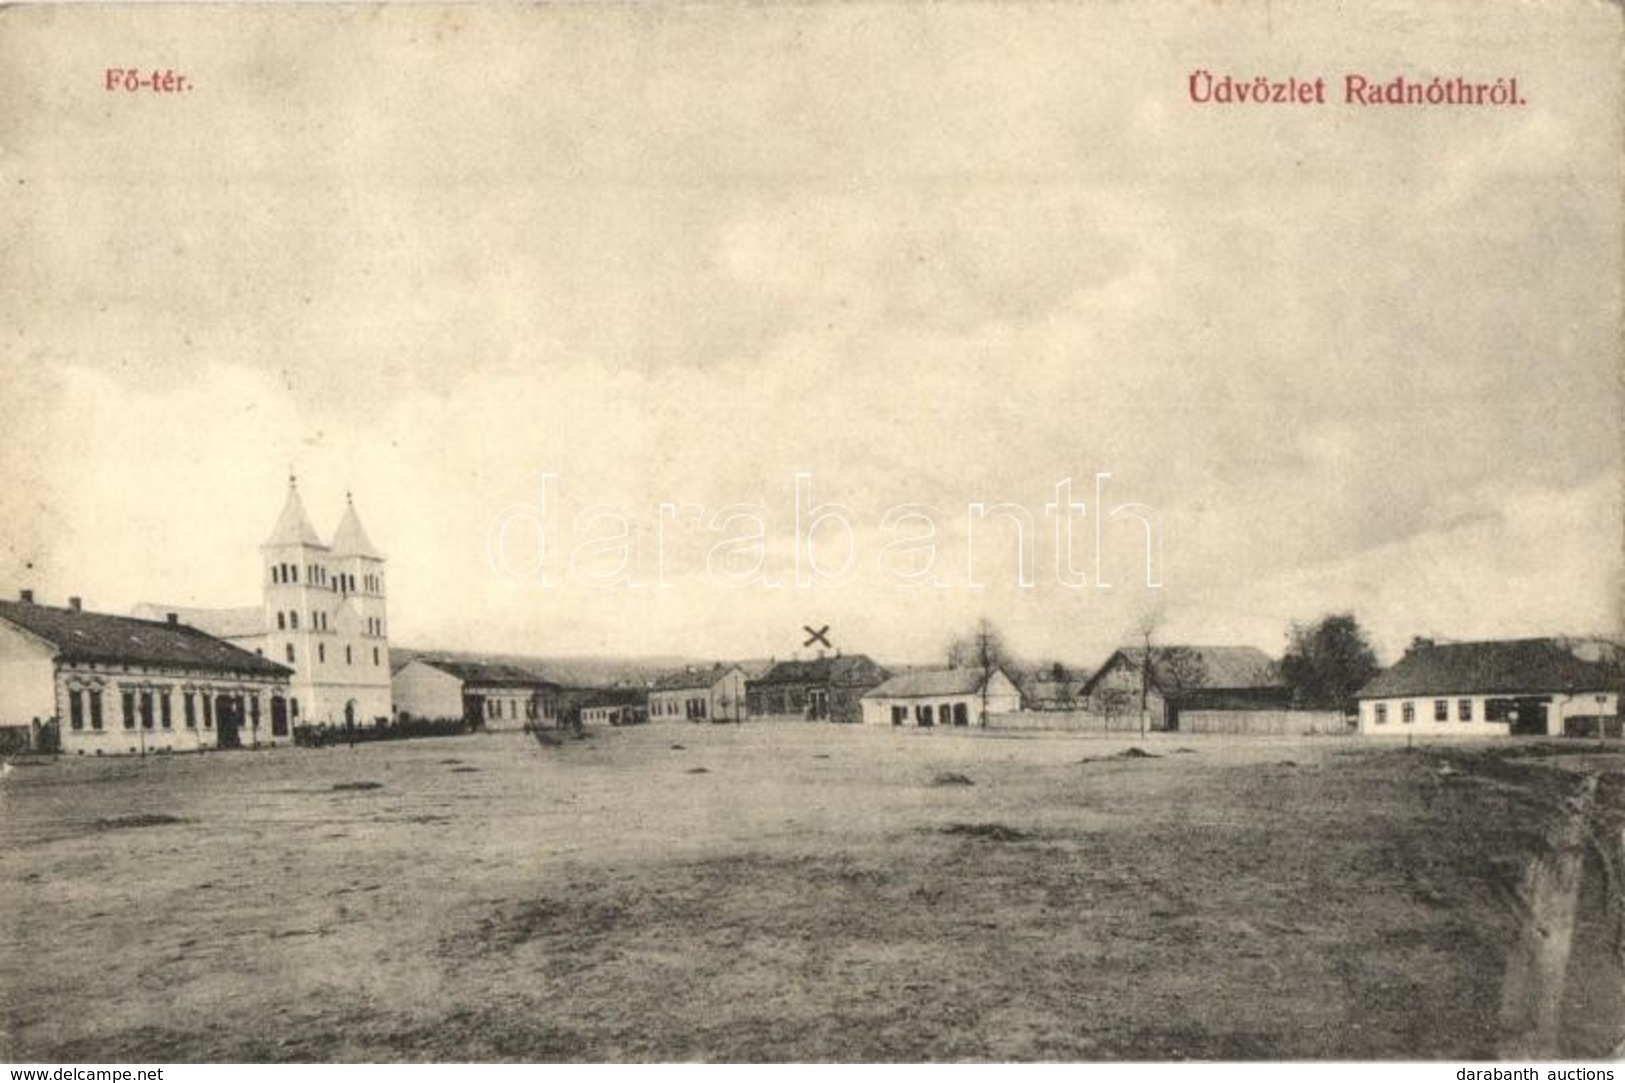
xmin=135 ymin=479 xmax=392 ymax=729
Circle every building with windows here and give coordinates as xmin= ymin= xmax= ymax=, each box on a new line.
xmin=392 ymin=656 xmax=561 ymax=731
xmin=647 ymin=664 xmax=748 ymax=723
xmin=1356 ymin=638 xmax=1620 ymax=737
xmin=745 ymin=654 xmax=890 ymax=723
xmin=860 ymin=667 xmax=1023 ymax=727
xmin=134 ymin=477 xmax=392 ymax=728
xmin=1081 ymin=645 xmax=1288 ymax=731
xmin=0 ymin=591 xmax=293 ymax=754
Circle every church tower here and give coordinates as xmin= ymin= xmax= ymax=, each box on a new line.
xmin=260 ymin=477 xmax=391 ymax=728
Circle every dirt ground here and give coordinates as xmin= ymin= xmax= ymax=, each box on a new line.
xmin=2 ymin=723 xmax=1622 ymax=1062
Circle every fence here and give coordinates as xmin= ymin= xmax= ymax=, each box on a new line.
xmin=984 ymin=711 xmax=1148 ymax=733
xmin=1178 ymin=710 xmax=1351 ymax=736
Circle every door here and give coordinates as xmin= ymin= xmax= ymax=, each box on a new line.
xmin=270 ymin=696 xmax=289 ymax=737
xmin=1510 ymin=697 xmax=1551 ymax=737
xmin=215 ymin=695 xmax=242 ymax=749
xmin=462 ymin=693 xmax=485 ymax=729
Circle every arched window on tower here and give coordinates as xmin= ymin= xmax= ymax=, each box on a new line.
xmin=276 ymin=612 xmax=285 ymax=630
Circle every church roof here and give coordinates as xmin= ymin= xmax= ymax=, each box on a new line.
xmin=330 ymin=498 xmax=382 ymax=559
xmin=264 ymin=482 xmax=326 ymax=549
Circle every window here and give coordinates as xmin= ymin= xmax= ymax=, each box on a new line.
xmin=276 ymin=612 xmax=285 ymax=630
xmin=202 ymin=695 xmax=213 ymax=729
xmin=291 ymin=698 xmax=299 ymax=718
xmin=345 ymin=645 xmax=353 ymax=665
xmin=1434 ymin=699 xmax=1448 ymax=722
xmin=1374 ymin=704 xmax=1388 ymax=725
xmin=318 ymin=644 xmax=326 ymax=663
xmin=286 ymin=643 xmax=295 ymax=664
xmin=250 ymin=697 xmax=260 ymax=728
xmin=139 ymin=691 xmax=154 ymax=730
xmin=892 ymin=705 xmax=906 ymax=726
xmin=160 ymin=691 xmax=172 ymax=729
xmin=290 ymin=611 xmax=299 ymax=631
xmin=69 ymin=689 xmax=84 ymax=730
xmin=291 ymin=565 xmax=298 ymax=583
xmin=122 ymin=690 xmax=135 ymax=729
xmin=1459 ymin=699 xmax=1473 ymax=722
xmin=89 ymin=689 xmax=103 ymax=731
xmin=184 ymin=692 xmax=196 ymax=729
xmin=1402 ymin=702 xmax=1415 ymax=724
xmin=373 ymin=647 xmax=380 ymax=666
xmin=954 ymin=703 xmax=970 ymax=726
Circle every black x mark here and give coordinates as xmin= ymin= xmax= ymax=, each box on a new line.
xmin=802 ymin=625 xmax=832 ymax=649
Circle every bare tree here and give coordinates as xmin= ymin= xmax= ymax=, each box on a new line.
xmin=947 ymin=618 xmax=1011 ymax=726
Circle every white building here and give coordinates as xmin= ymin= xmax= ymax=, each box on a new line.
xmin=392 ymin=656 xmax=561 ymax=731
xmin=135 ymin=477 xmax=392 ymax=728
xmin=647 ymin=665 xmax=749 ymax=723
xmin=1356 ymin=638 xmax=1619 ymax=737
xmin=860 ymin=667 xmax=1023 ymax=727
xmin=0 ymin=591 xmax=294 ymax=754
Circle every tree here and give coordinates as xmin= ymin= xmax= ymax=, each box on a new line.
xmin=1280 ymin=613 xmax=1381 ymax=713
xmin=1128 ymin=608 xmax=1208 ymax=737
xmin=946 ymin=618 xmax=1013 ymax=725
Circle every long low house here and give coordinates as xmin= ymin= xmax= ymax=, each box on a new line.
xmin=1357 ymin=638 xmax=1620 ymax=737
xmin=392 ymin=656 xmax=562 ymax=731
xmin=1080 ymin=644 xmax=1288 ymax=731
xmin=860 ymin=667 xmax=1023 ymax=727
xmin=0 ymin=592 xmax=294 ymax=754
xmin=648 ymin=664 xmax=748 ymax=723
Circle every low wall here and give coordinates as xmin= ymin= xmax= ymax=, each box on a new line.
xmin=984 ymin=711 xmax=1150 ymax=733
xmin=1180 ymin=710 xmax=1351 ymax=735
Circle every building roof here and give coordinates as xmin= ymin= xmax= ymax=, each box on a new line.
xmin=1087 ymin=645 xmax=1282 ymax=693
xmin=1358 ymin=639 xmax=1620 ymax=700
xmin=864 ymin=667 xmax=1005 ymax=699
xmin=0 ymin=600 xmax=291 ymax=678
xmin=264 ymin=481 xmax=327 ymax=549
xmin=131 ymin=603 xmax=264 ymax=640
xmin=649 ymin=664 xmax=738 ymax=692
xmin=330 ymin=498 xmax=383 ymax=560
xmin=413 ymin=656 xmax=562 ymax=689
xmin=750 ymin=654 xmax=888 ymax=688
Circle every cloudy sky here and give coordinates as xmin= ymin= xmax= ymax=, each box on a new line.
xmin=1 ymin=2 xmax=1619 ymax=668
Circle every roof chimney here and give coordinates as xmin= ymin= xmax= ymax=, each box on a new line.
xmin=18 ymin=589 xmax=33 ymax=604
xmin=166 ymin=612 xmax=179 ymax=625
xmin=68 ymin=596 xmax=82 ymax=612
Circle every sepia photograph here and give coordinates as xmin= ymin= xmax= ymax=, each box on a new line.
xmin=1 ymin=0 xmax=1622 ymax=1067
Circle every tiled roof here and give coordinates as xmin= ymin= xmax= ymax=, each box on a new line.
xmin=1088 ymin=646 xmax=1282 ymax=693
xmin=864 ymin=668 xmax=1000 ymax=699
xmin=650 ymin=664 xmax=737 ymax=692
xmin=751 ymin=654 xmax=888 ymax=688
xmin=415 ymin=657 xmax=561 ymax=689
xmin=1359 ymin=639 xmax=1619 ymax=699
xmin=0 ymin=600 xmax=291 ymax=678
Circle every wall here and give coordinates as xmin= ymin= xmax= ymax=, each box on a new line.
xmin=985 ymin=710 xmax=1149 ymax=733
xmin=57 ymin=661 xmax=289 ymax=755
xmin=0 ymin=620 xmax=57 ymax=725
xmin=1179 ymin=710 xmax=1350 ymax=735
xmin=392 ymin=661 xmax=464 ymax=721
xmin=1359 ymin=691 xmax=1619 ymax=737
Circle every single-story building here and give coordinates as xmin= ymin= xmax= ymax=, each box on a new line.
xmin=577 ymin=687 xmax=650 ymax=727
xmin=0 ymin=591 xmax=294 ymax=755
xmin=1081 ymin=645 xmax=1289 ymax=731
xmin=1356 ymin=638 xmax=1620 ymax=737
xmin=392 ymin=656 xmax=562 ymax=731
xmin=746 ymin=653 xmax=891 ymax=723
xmin=860 ymin=667 xmax=1023 ymax=727
xmin=648 ymin=664 xmax=748 ymax=723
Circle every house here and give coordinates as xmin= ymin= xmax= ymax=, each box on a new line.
xmin=578 ymin=687 xmax=650 ymax=727
xmin=1081 ymin=645 xmax=1287 ymax=731
xmin=746 ymin=653 xmax=890 ymax=723
xmin=1014 ymin=667 xmax=1090 ymax=711
xmin=1356 ymin=638 xmax=1620 ymax=737
xmin=647 ymin=664 xmax=748 ymax=723
xmin=135 ymin=477 xmax=392 ymax=728
xmin=392 ymin=656 xmax=562 ymax=731
xmin=860 ymin=667 xmax=1023 ymax=727
xmin=0 ymin=591 xmax=294 ymax=755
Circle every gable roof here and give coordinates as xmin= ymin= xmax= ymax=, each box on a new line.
xmin=1359 ymin=639 xmax=1619 ymax=699
xmin=750 ymin=654 xmax=888 ymax=688
xmin=131 ymin=603 xmax=264 ymax=640
xmin=1085 ymin=645 xmax=1282 ymax=693
xmin=864 ymin=667 xmax=1006 ymax=699
xmin=330 ymin=500 xmax=383 ymax=560
xmin=412 ymin=656 xmax=561 ymax=689
xmin=0 ymin=600 xmax=291 ymax=678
